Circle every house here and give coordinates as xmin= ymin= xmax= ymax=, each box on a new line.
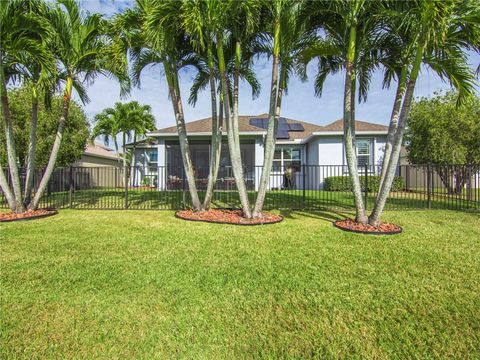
xmin=73 ymin=142 xmax=120 ymax=167
xmin=130 ymin=114 xmax=389 ymax=190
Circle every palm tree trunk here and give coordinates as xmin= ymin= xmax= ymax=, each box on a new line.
xmin=1 ymin=79 xmax=25 ymax=213
xmin=24 ymin=86 xmax=39 ymax=205
xmin=343 ymin=26 xmax=367 ymax=224
xmin=253 ymin=41 xmax=284 ymax=218
xmin=217 ymin=33 xmax=252 ymax=217
xmin=165 ymin=61 xmax=202 ymax=211
xmin=369 ymin=37 xmax=425 ymax=226
xmin=377 ymin=67 xmax=407 ymax=193
xmin=203 ymin=44 xmax=222 ymax=210
xmin=132 ymin=131 xmax=137 ymax=186
xmin=29 ymin=77 xmax=73 ymax=210
xmin=123 ymin=132 xmax=128 ymax=189
xmin=0 ymin=164 xmax=16 ymax=210
xmin=232 ymin=40 xmax=241 ymax=150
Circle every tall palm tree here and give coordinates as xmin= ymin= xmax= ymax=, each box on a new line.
xmin=252 ymin=0 xmax=314 ymax=218
xmin=301 ymin=0 xmax=383 ymax=224
xmin=126 ymin=0 xmax=203 ymax=211
xmin=214 ymin=0 xmax=261 ymax=218
xmin=27 ymin=0 xmax=130 ymax=210
xmin=181 ymin=0 xmax=223 ymax=210
xmin=0 ymin=0 xmax=54 ymax=213
xmin=182 ymin=0 xmax=261 ymax=210
xmin=368 ymin=0 xmax=479 ymax=226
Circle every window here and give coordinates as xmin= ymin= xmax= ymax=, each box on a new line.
xmin=356 ymin=139 xmax=371 ymax=167
xmin=147 ymin=149 xmax=158 ymax=162
xmin=272 ymin=147 xmax=302 ymax=172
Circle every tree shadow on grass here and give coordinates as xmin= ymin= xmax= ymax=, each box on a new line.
xmin=277 ymin=208 xmax=353 ymax=223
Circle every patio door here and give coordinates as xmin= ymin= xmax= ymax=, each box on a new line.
xmin=193 ymin=148 xmax=210 ymax=180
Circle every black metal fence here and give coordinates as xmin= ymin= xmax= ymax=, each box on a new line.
xmin=1 ymin=164 xmax=479 ymax=211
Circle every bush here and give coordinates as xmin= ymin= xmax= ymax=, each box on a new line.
xmin=324 ymin=175 xmax=404 ymax=192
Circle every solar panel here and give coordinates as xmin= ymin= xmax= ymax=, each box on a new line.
xmin=249 ymin=117 xmax=305 ymax=139
xmin=288 ymin=123 xmax=304 ymax=131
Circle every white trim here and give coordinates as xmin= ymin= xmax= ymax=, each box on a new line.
xmin=312 ymin=130 xmax=388 ymax=136
xmin=147 ymin=131 xmax=267 ymax=137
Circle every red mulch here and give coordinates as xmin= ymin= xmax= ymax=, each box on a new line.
xmin=176 ymin=209 xmax=283 ymax=225
xmin=333 ymin=219 xmax=402 ymax=235
xmin=0 ymin=209 xmax=57 ymax=222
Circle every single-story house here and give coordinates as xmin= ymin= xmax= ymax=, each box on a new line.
xmin=129 ymin=114 xmax=389 ymax=190
xmin=73 ymin=142 xmax=121 ymax=167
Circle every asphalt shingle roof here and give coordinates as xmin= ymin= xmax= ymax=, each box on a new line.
xmin=149 ymin=114 xmax=388 ymax=141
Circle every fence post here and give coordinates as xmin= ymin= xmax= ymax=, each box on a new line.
xmin=302 ymin=165 xmax=306 ymax=207
xmin=182 ymin=167 xmax=186 ymax=209
xmin=68 ymin=166 xmax=73 ymax=208
xmin=124 ymin=165 xmax=128 ymax=209
xmin=364 ymin=164 xmax=368 ymax=210
xmin=427 ymin=164 xmax=432 ymax=209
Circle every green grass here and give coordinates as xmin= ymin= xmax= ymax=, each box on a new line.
xmin=3 ymin=188 xmax=479 ymax=211
xmin=1 ymin=210 xmax=479 ymax=358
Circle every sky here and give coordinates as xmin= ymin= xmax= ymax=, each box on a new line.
xmin=78 ymin=0 xmax=480 ymax=137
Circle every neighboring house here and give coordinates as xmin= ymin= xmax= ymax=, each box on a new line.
xmin=129 ymin=114 xmax=389 ymax=190
xmin=73 ymin=142 xmax=121 ymax=167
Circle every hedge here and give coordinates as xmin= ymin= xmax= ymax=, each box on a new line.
xmin=323 ymin=175 xmax=405 ymax=192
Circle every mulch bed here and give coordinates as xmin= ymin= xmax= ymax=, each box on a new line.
xmin=175 ymin=209 xmax=283 ymax=225
xmin=333 ymin=219 xmax=402 ymax=235
xmin=0 ymin=209 xmax=58 ymax=223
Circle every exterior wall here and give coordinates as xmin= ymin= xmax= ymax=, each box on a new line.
xmin=73 ymin=154 xmax=120 ymax=167
xmin=134 ymin=134 xmax=388 ymax=191
xmin=305 ymin=135 xmax=387 ymax=189
xmin=374 ymin=136 xmax=387 ymax=166
xmin=318 ymin=136 xmax=344 ymax=165
xmin=254 ymin=138 xmax=264 ymax=190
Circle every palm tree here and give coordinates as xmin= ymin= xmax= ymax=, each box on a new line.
xmin=92 ymin=101 xmax=155 ymax=186
xmin=26 ymin=0 xmax=130 ymax=210
xmin=126 ymin=102 xmax=156 ymax=186
xmin=181 ymin=0 xmax=223 ymax=210
xmin=126 ymin=0 xmax=203 ymax=211
xmin=214 ymin=0 xmax=261 ymax=218
xmin=368 ymin=0 xmax=479 ymax=226
xmin=182 ymin=0 xmax=261 ymax=210
xmin=300 ymin=0 xmax=383 ymax=224
xmin=252 ymin=0 xmax=314 ymax=218
xmin=0 ymin=0 xmax=55 ymax=213
xmin=91 ymin=106 xmax=123 ymax=164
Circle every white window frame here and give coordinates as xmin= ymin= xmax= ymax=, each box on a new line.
xmin=272 ymin=147 xmax=302 ymax=173
xmin=355 ymin=138 xmax=373 ymax=170
xmin=146 ymin=148 xmax=158 ymax=163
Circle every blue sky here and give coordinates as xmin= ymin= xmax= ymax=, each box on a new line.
xmin=79 ymin=0 xmax=480 ymax=132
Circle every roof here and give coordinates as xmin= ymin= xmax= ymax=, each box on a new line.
xmin=148 ymin=114 xmax=388 ymax=141
xmin=321 ymin=119 xmax=389 ymax=132
xmin=84 ymin=142 xmax=119 ymax=160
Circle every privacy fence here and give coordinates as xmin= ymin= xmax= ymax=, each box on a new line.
xmin=1 ymin=164 xmax=479 ymax=211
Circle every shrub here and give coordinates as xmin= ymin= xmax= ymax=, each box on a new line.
xmin=324 ymin=175 xmax=404 ymax=192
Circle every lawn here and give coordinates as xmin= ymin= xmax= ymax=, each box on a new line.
xmin=1 ymin=210 xmax=480 ymax=358
xmin=2 ymin=187 xmax=478 ymax=211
